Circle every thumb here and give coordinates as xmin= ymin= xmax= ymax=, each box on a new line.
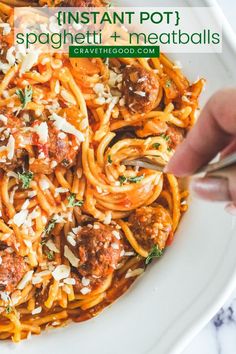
xmin=191 ymin=166 xmax=236 ymax=202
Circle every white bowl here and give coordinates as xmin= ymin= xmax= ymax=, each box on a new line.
xmin=2 ymin=1 xmax=236 ymax=353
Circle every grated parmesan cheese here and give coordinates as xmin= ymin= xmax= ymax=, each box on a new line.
xmin=17 ymin=270 xmax=34 ymax=290
xmin=111 ymin=243 xmax=119 ymax=250
xmin=12 ymin=209 xmax=29 ymax=227
xmin=32 ymin=306 xmax=42 ymax=315
xmin=28 ymin=190 xmax=37 ymax=198
xmin=0 ymin=114 xmax=8 ymax=125
xmin=125 ymin=268 xmax=144 ymax=279
xmin=6 ymin=46 xmax=15 ymax=67
xmin=0 ymin=23 xmax=11 ymax=35
xmin=112 ymin=230 xmax=120 ymax=239
xmin=95 ymin=96 xmax=106 ymax=105
xmin=64 ymin=245 xmax=80 ymax=267
xmin=103 ymin=211 xmax=112 ymax=225
xmin=124 ymin=251 xmax=135 ymax=256
xmin=46 ymin=239 xmax=60 ymax=253
xmin=24 ymin=239 xmax=32 ymax=248
xmin=50 ymin=160 xmax=57 ymax=169
xmin=39 ymin=178 xmax=50 ymax=191
xmin=54 ymin=80 xmax=60 ymax=94
xmin=7 ymin=171 xmax=18 ymax=179
xmin=80 ymin=287 xmax=91 ymax=295
xmin=67 ymin=234 xmax=76 ymax=247
xmin=93 ymin=83 xmax=105 ymax=96
xmin=72 ymin=226 xmax=81 ymax=234
xmin=19 ymin=49 xmax=40 ymax=76
xmin=34 ymin=122 xmax=48 ymax=144
xmin=120 ymin=249 xmax=125 ymax=257
xmin=50 ymin=112 xmax=84 ymax=142
xmin=63 ymin=277 xmax=76 ymax=285
xmin=21 ymin=199 xmax=30 ymax=210
xmin=58 ymin=132 xmax=66 ymax=139
xmin=52 ymin=265 xmax=70 ymax=281
xmin=0 ymin=291 xmax=10 ymax=302
xmin=54 ymin=187 xmax=69 ymax=197
xmin=32 ymin=270 xmax=51 ymax=285
xmin=134 ymin=91 xmax=146 ymax=97
xmin=0 ymin=62 xmax=10 ymax=74
xmin=81 ymin=277 xmax=90 ymax=287
xmin=7 ymin=135 xmax=15 ymax=160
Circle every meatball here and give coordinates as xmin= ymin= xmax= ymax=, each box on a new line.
xmin=29 ymin=121 xmax=78 ymax=174
xmin=166 ymin=126 xmax=185 ymax=149
xmin=48 ymin=122 xmax=78 ymax=167
xmin=0 ymin=38 xmax=9 ymax=64
xmin=0 ymin=112 xmax=79 ymax=173
xmin=0 ymin=111 xmax=27 ymax=171
xmin=0 ymin=252 xmax=26 ymax=292
xmin=128 ymin=205 xmax=172 ymax=251
xmin=67 ymin=223 xmax=123 ymax=277
xmin=122 ymin=66 xmax=159 ymax=114
xmin=0 ymin=148 xmax=26 ymax=172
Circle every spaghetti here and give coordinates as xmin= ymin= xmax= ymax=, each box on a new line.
xmin=0 ymin=0 xmax=204 ymax=342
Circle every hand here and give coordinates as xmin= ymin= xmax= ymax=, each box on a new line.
xmin=165 ymin=89 xmax=236 ymax=213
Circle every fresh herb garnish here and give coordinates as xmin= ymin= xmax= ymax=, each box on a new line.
xmin=119 ymin=175 xmax=127 ymax=185
xmin=119 ymin=175 xmax=144 ymax=185
xmin=18 ymin=170 xmax=34 ymax=189
xmin=45 ymin=250 xmax=54 ymax=261
xmin=107 ymin=155 xmax=112 ymax=164
xmin=127 ymin=175 xmax=144 ymax=183
xmin=152 ymin=143 xmax=160 ymax=149
xmin=165 ymin=79 xmax=172 ymax=88
xmin=5 ymin=305 xmax=12 ymax=314
xmin=167 ymin=146 xmax=172 ymax=152
xmin=44 ymin=218 xmax=56 ymax=235
xmin=160 ymin=133 xmax=170 ymax=142
xmin=16 ymin=85 xmax=33 ymax=109
xmin=40 ymin=238 xmax=47 ymax=246
xmin=145 ymin=245 xmax=163 ymax=265
xmin=67 ymin=193 xmax=84 ymax=207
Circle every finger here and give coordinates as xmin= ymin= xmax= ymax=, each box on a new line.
xmin=221 ymin=138 xmax=236 ymax=158
xmin=208 ymin=166 xmax=236 ymax=202
xmin=228 ymin=168 xmax=236 ymax=202
xmin=191 ymin=166 xmax=236 ymax=202
xmin=191 ymin=177 xmax=231 ymax=201
xmin=165 ymin=89 xmax=236 ymax=176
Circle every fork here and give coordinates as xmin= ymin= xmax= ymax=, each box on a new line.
xmin=122 ymin=151 xmax=236 ymax=177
